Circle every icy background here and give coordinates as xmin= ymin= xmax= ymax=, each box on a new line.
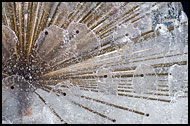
xmin=2 ymin=2 xmax=188 ymax=124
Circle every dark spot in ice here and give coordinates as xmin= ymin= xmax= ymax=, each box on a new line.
xmin=11 ymin=85 xmax=14 ymax=89
xmin=146 ymin=113 xmax=149 ymax=117
xmin=45 ymin=31 xmax=48 ymax=35
xmin=104 ymin=75 xmax=108 ymax=78
xmin=76 ymin=30 xmax=79 ymax=34
xmin=169 ymin=73 xmax=171 ymax=75
xmin=112 ymin=119 xmax=116 ymax=122
xmin=140 ymin=74 xmax=144 ymax=77
xmin=125 ymin=33 xmax=129 ymax=36
xmin=63 ymin=92 xmax=66 ymax=96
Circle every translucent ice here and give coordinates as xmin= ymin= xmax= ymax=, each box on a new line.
xmin=96 ymin=67 xmax=117 ymax=95
xmin=168 ymin=64 xmax=187 ymax=96
xmin=133 ymin=64 xmax=157 ymax=94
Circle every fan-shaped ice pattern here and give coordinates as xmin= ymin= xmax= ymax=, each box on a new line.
xmin=36 ymin=23 xmax=99 ymax=66
xmin=67 ymin=23 xmax=99 ymax=54
xmin=2 ymin=2 xmax=188 ymax=124
xmin=168 ymin=64 xmax=187 ymax=96
xmin=133 ymin=64 xmax=157 ymax=94
xmin=154 ymin=24 xmax=171 ymax=54
xmin=96 ymin=67 xmax=117 ymax=95
xmin=36 ymin=25 xmax=76 ymax=65
xmin=2 ymin=75 xmax=35 ymax=124
xmin=2 ymin=25 xmax=18 ymax=63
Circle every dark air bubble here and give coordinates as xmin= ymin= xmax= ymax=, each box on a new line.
xmin=76 ymin=30 xmax=79 ymax=34
xmin=11 ymin=85 xmax=14 ymax=89
xmin=45 ymin=31 xmax=48 ymax=35
xmin=104 ymin=75 xmax=108 ymax=78
xmin=63 ymin=92 xmax=66 ymax=96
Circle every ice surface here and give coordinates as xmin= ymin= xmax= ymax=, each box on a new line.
xmin=168 ymin=64 xmax=187 ymax=96
xmin=2 ymin=2 xmax=188 ymax=124
xmin=96 ymin=67 xmax=117 ymax=95
xmin=2 ymin=25 xmax=18 ymax=63
xmin=2 ymin=75 xmax=35 ymax=124
xmin=133 ymin=64 xmax=157 ymax=94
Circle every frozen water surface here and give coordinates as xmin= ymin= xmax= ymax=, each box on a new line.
xmin=2 ymin=2 xmax=188 ymax=124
